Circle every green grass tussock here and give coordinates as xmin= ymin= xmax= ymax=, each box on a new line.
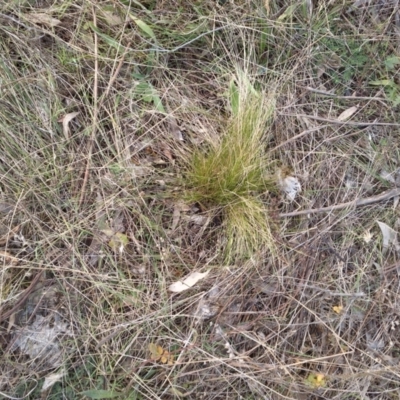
xmin=183 ymin=72 xmax=277 ymax=259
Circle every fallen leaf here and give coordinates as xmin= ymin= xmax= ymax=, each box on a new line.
xmin=148 ymin=343 xmax=174 ymax=365
xmin=337 ymin=106 xmax=358 ymax=121
xmin=377 ymin=221 xmax=398 ymax=252
xmin=41 ymin=370 xmax=66 ymax=392
xmin=58 ymin=112 xmax=79 ymax=139
xmin=333 ymin=305 xmax=343 ymax=314
xmin=26 ymin=12 xmax=61 ymax=27
xmin=169 ymin=270 xmax=210 ymax=293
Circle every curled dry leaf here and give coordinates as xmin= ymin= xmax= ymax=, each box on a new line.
xmin=169 ymin=270 xmax=210 ymax=293
xmin=377 ymin=221 xmax=399 ymax=252
xmin=26 ymin=12 xmax=61 ymax=27
xmin=41 ymin=370 xmax=66 ymax=392
xmin=58 ymin=112 xmax=79 ymax=139
xmin=337 ymin=106 xmax=358 ymax=121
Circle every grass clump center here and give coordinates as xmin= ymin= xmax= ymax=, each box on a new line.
xmin=184 ymin=73 xmax=277 ymax=259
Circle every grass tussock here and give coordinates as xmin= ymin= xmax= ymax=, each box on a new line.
xmin=183 ymin=72 xmax=277 ymax=258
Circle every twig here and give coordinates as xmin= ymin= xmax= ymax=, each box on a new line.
xmin=270 ymin=125 xmax=329 ymax=152
xmin=304 ymin=86 xmax=388 ymax=103
xmin=280 ymin=188 xmax=400 ymax=218
xmin=280 ymin=113 xmax=400 ymax=127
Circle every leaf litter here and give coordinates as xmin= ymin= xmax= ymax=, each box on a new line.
xmin=58 ymin=111 xmax=79 ymax=139
xmin=11 ymin=314 xmax=73 ymax=368
xmin=377 ymin=221 xmax=399 ymax=253
xmin=169 ymin=270 xmax=210 ymax=293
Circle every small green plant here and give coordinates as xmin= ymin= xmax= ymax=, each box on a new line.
xmin=369 ymin=55 xmax=400 ymax=106
xmin=183 ymin=71 xmax=277 ymax=260
xmin=315 ymin=36 xmax=369 ymax=88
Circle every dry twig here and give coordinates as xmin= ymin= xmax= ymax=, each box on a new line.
xmin=280 ymin=113 xmax=400 ymax=127
xmin=280 ymin=188 xmax=400 ymax=217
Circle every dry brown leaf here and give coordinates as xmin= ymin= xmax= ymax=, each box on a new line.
xmin=337 ymin=106 xmax=358 ymax=121
xmin=169 ymin=270 xmax=210 ymax=293
xmin=26 ymin=13 xmax=61 ymax=27
xmin=58 ymin=112 xmax=79 ymax=139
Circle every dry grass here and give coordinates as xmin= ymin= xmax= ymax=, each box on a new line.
xmin=1 ymin=0 xmax=400 ymax=399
